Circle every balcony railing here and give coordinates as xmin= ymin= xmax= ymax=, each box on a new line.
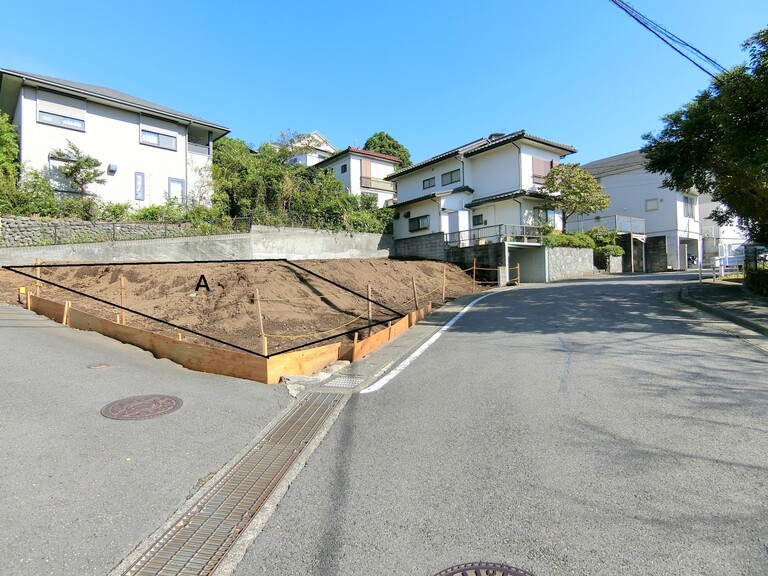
xmin=445 ymin=224 xmax=544 ymax=247
xmin=568 ymin=215 xmax=645 ymax=235
xmin=187 ymin=142 xmax=211 ymax=156
xmin=361 ymin=176 xmax=395 ymax=192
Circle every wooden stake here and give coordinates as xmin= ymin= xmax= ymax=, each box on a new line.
xmin=177 ymin=333 xmax=183 ymax=341
xmin=256 ymin=288 xmax=267 ymax=355
xmin=63 ymin=301 xmax=71 ymax=326
xmin=442 ymin=266 xmax=447 ymax=303
xmin=35 ymin=259 xmax=41 ymax=296
xmin=367 ymin=283 xmax=373 ymax=338
xmin=472 ymin=258 xmax=477 ymax=293
xmin=119 ymin=275 xmax=126 ymax=324
xmin=412 ymin=277 xmax=419 ymax=310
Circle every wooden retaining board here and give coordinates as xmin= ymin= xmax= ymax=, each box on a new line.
xmin=26 ymin=294 xmax=435 ymax=384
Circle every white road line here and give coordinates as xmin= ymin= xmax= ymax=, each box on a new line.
xmin=360 ymin=292 xmax=497 ymax=395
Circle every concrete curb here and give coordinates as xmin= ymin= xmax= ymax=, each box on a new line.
xmin=679 ymin=287 xmax=768 ymax=337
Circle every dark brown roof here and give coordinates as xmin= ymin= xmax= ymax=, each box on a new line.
xmin=387 ymin=131 xmax=576 ymax=180
xmin=314 ymin=146 xmax=401 ymax=167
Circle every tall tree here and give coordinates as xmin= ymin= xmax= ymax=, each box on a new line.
xmin=363 ymin=132 xmax=412 ymax=170
xmin=642 ymin=27 xmax=768 ymax=234
xmin=540 ymin=163 xmax=610 ymax=228
xmin=0 ymin=111 xmax=19 ymax=180
xmin=50 ymin=140 xmax=105 ymax=194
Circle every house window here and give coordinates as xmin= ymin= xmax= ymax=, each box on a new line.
xmin=408 ymin=215 xmax=430 ymax=232
xmin=135 ymin=172 xmax=145 ymax=201
xmin=533 ymin=157 xmax=554 ymax=185
xmin=683 ymin=195 xmax=697 ymax=219
xmin=423 ymin=177 xmax=435 ymax=190
xmin=37 ymin=111 xmax=85 ymax=132
xmin=533 ymin=207 xmax=556 ymax=226
xmin=472 ymin=214 xmax=485 ymax=226
xmin=141 ymin=129 xmax=177 ymax=151
xmin=340 ymin=164 xmax=347 ymax=173
xmin=167 ymin=178 xmax=186 ymax=203
xmin=645 ymin=198 xmax=659 ymax=212
xmin=441 ymin=169 xmax=460 ymax=186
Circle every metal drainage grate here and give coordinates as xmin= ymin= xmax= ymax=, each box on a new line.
xmin=101 ymin=395 xmax=183 ymax=421
xmin=122 ymin=392 xmax=339 ymax=576
xmin=322 ymin=374 xmax=365 ymax=389
xmin=433 ymin=562 xmax=535 ymax=576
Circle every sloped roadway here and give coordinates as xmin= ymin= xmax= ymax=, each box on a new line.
xmin=233 ymin=273 xmax=768 ymax=576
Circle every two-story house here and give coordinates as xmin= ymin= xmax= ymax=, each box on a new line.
xmin=286 ymin=131 xmax=336 ymax=167
xmin=314 ymin=147 xmax=399 ymax=208
xmin=387 ymin=131 xmax=576 ymax=241
xmin=0 ymin=69 xmax=229 ymax=206
xmin=580 ymin=150 xmax=705 ymax=271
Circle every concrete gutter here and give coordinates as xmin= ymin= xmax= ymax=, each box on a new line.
xmin=679 ymin=287 xmax=768 ymax=337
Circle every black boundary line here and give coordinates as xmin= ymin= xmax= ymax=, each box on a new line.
xmin=4 ymin=266 xmax=267 ymax=357
xmin=2 ymin=258 xmax=290 ymax=268
xmin=2 ymin=259 xmax=409 ymax=357
xmin=286 ymin=261 xmax=403 ymax=316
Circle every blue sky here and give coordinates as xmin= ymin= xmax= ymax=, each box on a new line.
xmin=2 ymin=1 xmax=766 ymax=164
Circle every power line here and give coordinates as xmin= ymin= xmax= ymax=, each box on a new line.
xmin=609 ymin=0 xmax=726 ymax=79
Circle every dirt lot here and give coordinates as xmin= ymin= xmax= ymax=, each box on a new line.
xmin=0 ymin=259 xmax=479 ymax=354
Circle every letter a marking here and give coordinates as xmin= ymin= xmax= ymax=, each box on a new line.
xmin=195 ymin=274 xmax=210 ymax=292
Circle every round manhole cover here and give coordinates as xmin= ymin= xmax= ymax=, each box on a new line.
xmin=433 ymin=563 xmax=534 ymax=576
xmin=101 ymin=395 xmax=183 ymax=421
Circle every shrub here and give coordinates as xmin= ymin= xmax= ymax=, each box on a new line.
xmin=100 ymin=201 xmax=133 ymax=221
xmin=594 ymin=244 xmax=625 ymax=269
xmin=745 ymin=269 xmax=768 ymax=296
xmin=542 ymin=232 xmax=596 ymax=249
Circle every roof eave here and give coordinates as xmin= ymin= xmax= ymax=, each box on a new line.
xmin=1 ymin=69 xmax=229 ymax=134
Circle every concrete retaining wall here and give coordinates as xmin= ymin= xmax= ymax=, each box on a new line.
xmin=0 ymin=224 xmax=393 ymax=265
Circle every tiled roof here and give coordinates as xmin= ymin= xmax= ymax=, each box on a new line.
xmin=581 ymin=150 xmax=648 ymax=178
xmin=393 ymin=185 xmax=474 ymax=208
xmin=0 ymin=68 xmax=228 ymax=132
xmin=314 ymin=146 xmax=401 ymax=167
xmin=387 ymin=131 xmax=576 ymax=180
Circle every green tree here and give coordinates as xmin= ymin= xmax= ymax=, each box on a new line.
xmin=642 ymin=28 xmax=768 ymax=235
xmin=50 ymin=140 xmax=105 ymax=194
xmin=363 ymin=132 xmax=412 ymax=170
xmin=0 ymin=111 xmax=19 ymax=180
xmin=540 ymin=163 xmax=610 ymax=228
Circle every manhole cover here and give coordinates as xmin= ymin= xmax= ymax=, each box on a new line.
xmin=100 ymin=395 xmax=183 ymax=420
xmin=433 ymin=563 xmax=535 ymax=576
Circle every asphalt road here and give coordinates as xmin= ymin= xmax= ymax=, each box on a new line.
xmin=232 ymin=274 xmax=768 ymax=576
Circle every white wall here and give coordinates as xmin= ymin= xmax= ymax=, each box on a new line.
xmin=466 ymin=144 xmax=520 ymax=200
xmin=518 ymin=143 xmax=563 ymax=190
xmin=393 ymin=158 xmax=462 ymax=204
xmin=18 ymin=86 xmax=213 ymax=208
xmin=392 ymin=200 xmax=441 ymax=239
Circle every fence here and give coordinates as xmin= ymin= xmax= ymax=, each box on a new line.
xmin=445 ymin=224 xmax=544 ymax=248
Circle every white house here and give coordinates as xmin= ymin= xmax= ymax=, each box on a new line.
xmin=0 ymin=69 xmax=229 ymax=206
xmin=314 ymin=147 xmax=399 ymax=208
xmin=286 ymin=131 xmax=336 ymax=167
xmin=387 ymin=131 xmax=576 ymax=242
xmin=579 ymin=150 xmax=709 ymax=271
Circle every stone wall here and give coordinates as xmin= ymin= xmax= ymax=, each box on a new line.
xmin=0 ymin=215 xmax=194 ymax=247
xmin=546 ymin=247 xmax=594 ymax=282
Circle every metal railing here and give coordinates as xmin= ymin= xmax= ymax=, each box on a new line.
xmin=360 ymin=176 xmax=396 ymax=192
xmin=187 ymin=142 xmax=211 ymax=155
xmin=568 ymin=215 xmax=646 ymax=235
xmin=445 ymin=224 xmax=544 ymax=247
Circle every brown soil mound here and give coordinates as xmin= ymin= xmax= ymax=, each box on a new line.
xmin=0 ymin=259 xmax=480 ymax=354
